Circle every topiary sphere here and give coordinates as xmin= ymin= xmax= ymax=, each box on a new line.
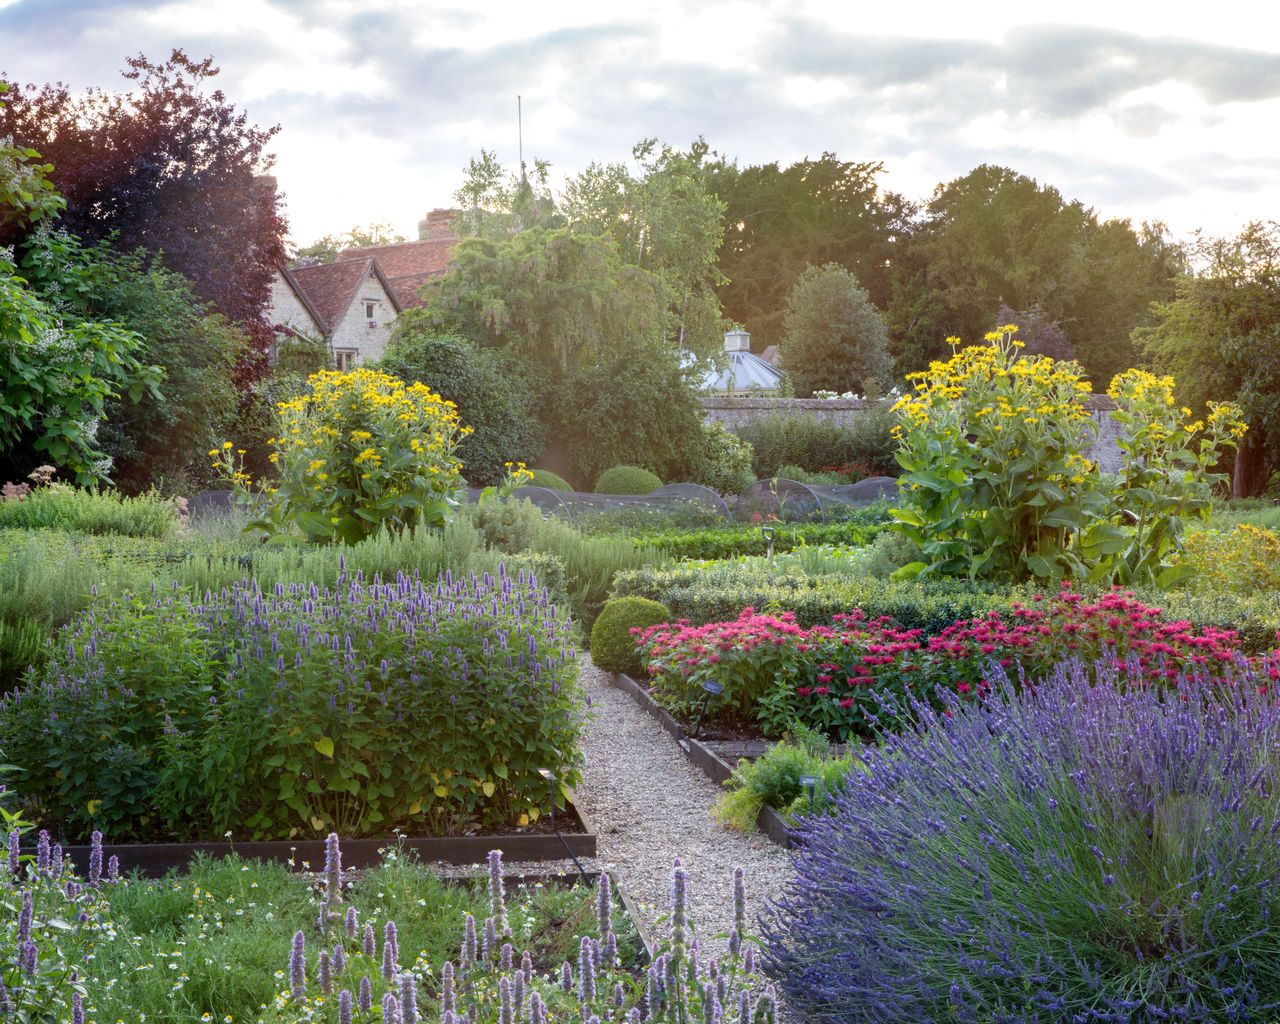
xmin=527 ymin=469 xmax=572 ymax=491
xmin=590 ymin=597 xmax=672 ymax=676
xmin=594 ymin=465 xmax=662 ymax=495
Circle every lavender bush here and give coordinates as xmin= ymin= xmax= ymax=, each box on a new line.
xmin=0 ymin=563 xmax=580 ymax=840
xmin=763 ymin=657 xmax=1280 ymax=1022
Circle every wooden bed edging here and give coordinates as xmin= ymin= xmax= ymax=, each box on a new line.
xmin=611 ymin=673 xmax=796 ymax=850
xmin=63 ymin=800 xmax=597 ymax=878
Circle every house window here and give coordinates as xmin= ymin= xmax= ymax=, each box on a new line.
xmin=334 ymin=349 xmax=358 ymax=371
xmin=364 ymin=300 xmax=377 ymax=319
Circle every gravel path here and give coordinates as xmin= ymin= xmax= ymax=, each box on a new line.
xmin=573 ymin=656 xmax=794 ymax=952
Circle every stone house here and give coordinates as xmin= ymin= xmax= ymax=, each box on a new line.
xmin=268 ymin=208 xmax=459 ymax=368
xmin=269 ymin=258 xmax=401 ymax=369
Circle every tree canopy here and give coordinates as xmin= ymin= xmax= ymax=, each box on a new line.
xmin=0 ymin=50 xmax=287 ymax=357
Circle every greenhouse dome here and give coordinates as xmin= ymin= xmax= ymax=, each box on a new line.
xmin=700 ymin=330 xmax=786 ymax=396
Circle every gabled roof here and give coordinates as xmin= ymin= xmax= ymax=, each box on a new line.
xmin=335 ymin=238 xmax=456 ymax=308
xmin=275 ymin=265 xmax=325 ymax=335
xmin=287 ymin=258 xmax=402 ymax=334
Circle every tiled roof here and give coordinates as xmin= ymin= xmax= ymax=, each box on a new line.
xmin=287 ymin=258 xmax=402 ymax=334
xmin=336 ymin=238 xmax=456 ymax=308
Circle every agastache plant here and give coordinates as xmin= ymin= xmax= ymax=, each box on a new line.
xmin=764 ymin=657 xmax=1280 ymax=1023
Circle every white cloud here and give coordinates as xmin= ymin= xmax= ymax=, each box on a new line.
xmin=1 ymin=0 xmax=1276 ymax=243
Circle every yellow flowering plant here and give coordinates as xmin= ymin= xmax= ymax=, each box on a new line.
xmin=891 ymin=327 xmax=1106 ymax=581
xmin=890 ymin=328 xmax=1247 ymax=586
xmin=1105 ymin=370 xmax=1247 ymax=585
xmin=210 ymin=368 xmax=470 ymax=544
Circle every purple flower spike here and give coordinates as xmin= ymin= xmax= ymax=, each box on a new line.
xmin=333 ymin=944 xmax=346 ymax=975
xmin=733 ymin=867 xmax=746 ymax=936
xmin=499 ymin=975 xmax=513 ymax=1024
xmin=578 ymin=935 xmax=596 ymax=1003
xmin=530 ymin=992 xmax=547 ymax=1024
xmin=462 ymin=913 xmax=477 ymax=966
xmin=382 ymin=920 xmax=400 ymax=980
xmin=500 ymin=941 xmax=514 ymax=973
xmin=17 ymin=891 xmax=32 ymax=944
xmin=596 ymin=871 xmax=612 ymax=937
xmin=560 ymin=961 xmax=572 ymax=992
xmin=483 ymin=916 xmax=497 ymax=964
xmin=359 ymin=976 xmax=373 ymax=1013
xmin=72 ymin=991 xmax=85 ymax=1024
xmin=108 ymin=854 xmax=119 ymax=883
xmin=324 ymin=832 xmax=343 ymax=905
xmin=399 ymin=972 xmax=419 ymax=1024
xmin=487 ymin=849 xmax=507 ymax=934
xmin=382 ymin=991 xmax=400 ymax=1024
xmin=19 ymin=939 xmax=37 ymax=976
xmin=88 ymin=831 xmax=103 ymax=888
xmin=671 ymin=859 xmax=689 ymax=954
xmin=50 ymin=843 xmax=62 ymax=878
xmin=6 ymin=829 xmax=19 ymax=874
xmin=339 ymin=989 xmax=353 ymax=1024
xmin=440 ymin=960 xmax=456 ymax=1016
xmin=318 ymin=949 xmax=333 ymax=994
xmin=345 ymin=905 xmax=358 ymax=937
xmin=363 ymin=922 xmax=376 ymax=958
xmin=36 ymin=830 xmax=50 ymax=874
xmin=289 ymin=930 xmax=307 ymax=999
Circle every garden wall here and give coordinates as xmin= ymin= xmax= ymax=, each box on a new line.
xmin=698 ymin=395 xmax=1125 ymax=474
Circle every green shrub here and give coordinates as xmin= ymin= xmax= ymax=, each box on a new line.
xmin=595 ymin=465 xmax=663 ymax=494
xmin=713 ymin=727 xmax=854 ymax=831
xmin=528 ymin=468 xmax=572 ymax=491
xmin=2 ymin=565 xmax=580 ymax=841
xmin=470 ymin=497 xmax=547 ymax=553
xmin=378 ymin=329 xmax=544 ymax=485
xmin=737 ymin=407 xmax=898 ymax=478
xmin=0 ymin=484 xmax=179 ymax=537
xmin=612 ymin=564 xmax=1012 ymax=631
xmin=625 ymin=519 xmax=884 ymax=561
xmin=589 ymin=596 xmax=673 ymax=675
xmin=692 ymin=422 xmax=755 ymax=495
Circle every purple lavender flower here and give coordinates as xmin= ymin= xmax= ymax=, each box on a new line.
xmin=382 ymin=991 xmax=401 ymax=1024
xmin=613 ymin=981 xmax=625 ymax=1008
xmin=440 ymin=960 xmax=456 ymax=1016
xmin=487 ymin=849 xmax=507 ymax=934
xmin=500 ymin=941 xmax=514 ymax=973
xmin=399 ymin=972 xmax=419 ymax=1024
xmin=19 ymin=939 xmax=37 ymax=975
xmin=737 ymin=990 xmax=750 ymax=1024
xmin=671 ymin=858 xmax=689 ymax=955
xmin=461 ymin=914 xmax=477 ymax=967
xmin=596 ymin=870 xmax=612 ymax=937
xmin=35 ymin=830 xmax=49 ymax=874
xmin=483 ymin=916 xmax=497 ymax=964
xmin=578 ymin=935 xmax=596 ymax=1003
xmin=6 ymin=829 xmax=18 ymax=875
xmin=382 ymin=920 xmax=400 ymax=980
xmin=345 ymin=905 xmax=358 ymax=937
xmin=732 ymin=867 xmax=746 ymax=936
xmin=743 ymin=945 xmax=756 ymax=975
xmin=529 ymin=991 xmax=546 ymax=1024
xmin=359 ymin=976 xmax=373 ymax=1013
xmin=17 ymin=890 xmax=32 ymax=944
xmin=702 ymin=982 xmax=720 ymax=1024
xmin=499 ymin=975 xmax=513 ymax=1024
xmin=107 ymin=854 xmax=119 ymax=883
xmin=560 ymin=961 xmax=572 ymax=992
xmin=339 ymin=989 xmax=353 ymax=1024
xmin=0 ymin=982 xmax=9 ymax=1013
xmin=324 ymin=832 xmax=343 ymax=905
xmin=50 ymin=843 xmax=62 ymax=878
xmin=318 ymin=949 xmax=333 ymax=994
xmin=363 ymin=921 xmax=376 ymax=958
xmin=72 ymin=991 xmax=85 ymax=1024
xmin=604 ymin=930 xmax=617 ymax=968
xmin=332 ymin=942 xmax=347 ymax=975
xmin=520 ymin=949 xmax=533 ymax=985
xmin=289 ymin=930 xmax=306 ymax=999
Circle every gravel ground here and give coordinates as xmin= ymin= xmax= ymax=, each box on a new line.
xmin=572 ymin=656 xmax=794 ymax=953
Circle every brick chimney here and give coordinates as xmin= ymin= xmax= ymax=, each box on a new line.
xmin=418 ymin=208 xmax=458 ymax=241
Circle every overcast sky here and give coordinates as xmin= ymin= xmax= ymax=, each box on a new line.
xmin=2 ymin=0 xmax=1277 ymax=246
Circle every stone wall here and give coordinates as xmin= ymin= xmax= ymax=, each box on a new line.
xmin=269 ymin=271 xmax=320 ymax=338
xmin=699 ymin=395 xmax=1125 ymax=474
xmin=327 ymin=267 xmax=398 ymax=364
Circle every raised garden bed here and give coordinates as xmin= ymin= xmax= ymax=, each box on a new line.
xmin=64 ymin=798 xmax=597 ymax=877
xmin=610 ymin=672 xmax=794 ymax=848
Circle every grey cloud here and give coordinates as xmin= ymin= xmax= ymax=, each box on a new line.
xmin=769 ymin=19 xmax=1280 ymax=119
